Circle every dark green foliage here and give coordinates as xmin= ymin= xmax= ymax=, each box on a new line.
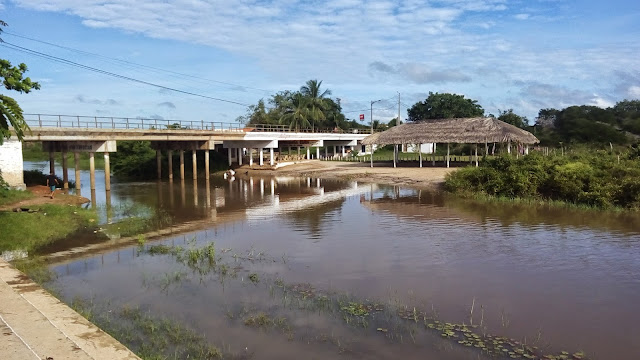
xmin=23 ymin=169 xmax=74 ymax=188
xmin=111 ymin=141 xmax=157 ymax=179
xmin=407 ymin=92 xmax=484 ymax=121
xmin=444 ymin=150 xmax=640 ymax=209
xmin=497 ymin=109 xmax=528 ymax=129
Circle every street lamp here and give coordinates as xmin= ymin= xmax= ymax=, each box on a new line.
xmin=370 ymin=99 xmax=383 ymax=168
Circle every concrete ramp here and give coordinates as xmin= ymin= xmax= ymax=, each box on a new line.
xmin=0 ymin=259 xmax=140 ymax=360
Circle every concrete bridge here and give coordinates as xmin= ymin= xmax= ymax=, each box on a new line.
xmin=0 ymin=114 xmax=370 ymax=190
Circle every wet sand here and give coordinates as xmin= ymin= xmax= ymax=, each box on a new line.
xmin=247 ymin=160 xmax=457 ymax=189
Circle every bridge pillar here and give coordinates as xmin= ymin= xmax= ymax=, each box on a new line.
xmin=205 ymin=150 xmax=210 ymax=179
xmin=104 ymin=152 xmax=111 ymax=191
xmin=74 ymin=152 xmax=81 ymax=193
xmin=61 ymin=151 xmax=69 ymax=189
xmin=89 ymin=152 xmax=96 ymax=191
xmin=249 ymin=149 xmax=254 ymax=166
xmin=334 ymin=146 xmax=337 ymax=158
xmin=49 ymin=151 xmax=55 ymax=175
xmin=342 ymin=146 xmax=346 ymax=157
xmin=238 ymin=148 xmax=243 ymax=165
xmin=325 ymin=147 xmax=328 ymax=159
xmin=179 ymin=150 xmax=185 ymax=180
xmin=168 ymin=150 xmax=173 ymax=180
xmin=270 ymin=148 xmax=274 ymax=166
xmin=192 ymin=150 xmax=197 ymax=180
xmin=259 ymin=148 xmax=264 ymax=166
xmin=156 ymin=150 xmax=162 ymax=180
xmin=316 ymin=147 xmax=320 ymax=160
xmin=306 ymin=147 xmax=310 ymax=160
xmin=227 ymin=148 xmax=232 ymax=166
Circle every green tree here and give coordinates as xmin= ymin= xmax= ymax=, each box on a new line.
xmin=497 ymin=109 xmax=528 ymax=129
xmin=300 ymin=79 xmax=331 ymax=131
xmin=0 ymin=20 xmax=41 ymax=144
xmin=407 ymin=92 xmax=484 ymax=121
xmin=279 ymin=93 xmax=311 ymax=131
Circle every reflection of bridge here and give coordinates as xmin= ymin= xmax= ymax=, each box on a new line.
xmin=1 ymin=114 xmax=369 ymax=189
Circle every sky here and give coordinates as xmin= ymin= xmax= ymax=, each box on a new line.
xmin=1 ymin=0 xmax=639 ymax=125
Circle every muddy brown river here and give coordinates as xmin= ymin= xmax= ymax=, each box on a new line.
xmin=28 ymin=162 xmax=640 ymax=359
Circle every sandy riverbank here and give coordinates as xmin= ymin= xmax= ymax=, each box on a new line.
xmin=0 ymin=186 xmax=90 ymax=211
xmin=244 ymin=161 xmax=457 ymax=189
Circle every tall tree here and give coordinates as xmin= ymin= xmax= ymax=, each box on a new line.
xmin=300 ymin=79 xmax=332 ymax=131
xmin=279 ymin=93 xmax=311 ymax=131
xmin=497 ymin=109 xmax=528 ymax=129
xmin=0 ymin=20 xmax=41 ymax=144
xmin=407 ymin=92 xmax=484 ymax=121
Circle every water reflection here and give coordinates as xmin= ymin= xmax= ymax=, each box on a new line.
xmin=34 ymin=164 xmax=640 ymax=359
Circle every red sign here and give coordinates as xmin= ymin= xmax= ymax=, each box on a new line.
xmin=359 ymin=114 xmax=365 ymax=120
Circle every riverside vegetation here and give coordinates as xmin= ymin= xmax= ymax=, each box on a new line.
xmin=444 ymin=146 xmax=640 ymax=210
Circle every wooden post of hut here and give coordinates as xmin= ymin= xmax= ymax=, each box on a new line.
xmin=432 ymin=143 xmax=436 ymax=167
xmin=446 ymin=143 xmax=450 ymax=168
xmin=419 ymin=143 xmax=423 ymax=168
xmin=507 ymin=140 xmax=511 ymax=154
xmin=475 ymin=144 xmax=479 ymax=167
xmin=393 ymin=144 xmax=397 ymax=168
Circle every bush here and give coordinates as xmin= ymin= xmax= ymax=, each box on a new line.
xmin=444 ymin=151 xmax=640 ymax=209
xmin=23 ymin=169 xmax=74 ymax=188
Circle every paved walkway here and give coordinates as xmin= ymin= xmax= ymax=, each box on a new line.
xmin=0 ymin=259 xmax=140 ymax=360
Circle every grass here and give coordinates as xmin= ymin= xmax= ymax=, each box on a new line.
xmin=70 ymin=298 xmax=225 ymax=360
xmin=0 ymin=188 xmax=34 ymax=206
xmin=0 ymin=204 xmax=97 ymax=253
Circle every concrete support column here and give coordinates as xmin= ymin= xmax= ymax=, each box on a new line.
xmin=297 ymin=146 xmax=300 ymax=157
xmin=259 ymin=148 xmax=264 ymax=166
xmin=270 ymin=148 xmax=274 ymax=166
xmin=238 ymin=148 xmax=243 ymax=165
xmin=316 ymin=147 xmax=320 ymax=160
xmin=104 ymin=152 xmax=111 ymax=191
xmin=446 ymin=143 xmax=450 ymax=168
xmin=89 ymin=152 xmax=96 ymax=190
xmin=342 ymin=146 xmax=345 ymax=157
xmin=179 ymin=150 xmax=185 ymax=180
xmin=156 ymin=150 xmax=162 ymax=180
xmin=205 ymin=150 xmax=210 ymax=180
xmin=49 ymin=151 xmax=55 ymax=175
xmin=228 ymin=148 xmax=233 ymax=166
xmin=324 ymin=147 xmax=328 ymax=159
xmin=61 ymin=151 xmax=69 ymax=189
xmin=249 ymin=148 xmax=254 ymax=166
xmin=168 ymin=150 xmax=173 ymax=180
xmin=74 ymin=152 xmax=81 ymax=192
xmin=370 ymin=145 xmax=374 ymax=168
xmin=306 ymin=147 xmax=310 ymax=160
xmin=192 ymin=150 xmax=197 ymax=180
xmin=334 ymin=146 xmax=338 ymax=158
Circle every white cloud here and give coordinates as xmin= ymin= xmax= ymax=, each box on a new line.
xmin=514 ymin=13 xmax=530 ymax=20
xmin=628 ymin=86 xmax=640 ymax=99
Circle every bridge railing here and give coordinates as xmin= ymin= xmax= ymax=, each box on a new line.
xmin=23 ymin=114 xmax=374 ymax=134
xmin=24 ymin=114 xmax=245 ymax=132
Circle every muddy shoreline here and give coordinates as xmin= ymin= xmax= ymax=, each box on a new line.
xmin=242 ymin=160 xmax=457 ymax=190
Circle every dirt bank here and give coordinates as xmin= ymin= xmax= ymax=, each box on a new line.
xmin=0 ymin=186 xmax=90 ymax=211
xmin=244 ymin=161 xmax=457 ymax=189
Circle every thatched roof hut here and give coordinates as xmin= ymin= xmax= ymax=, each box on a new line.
xmin=362 ymin=117 xmax=539 ymax=145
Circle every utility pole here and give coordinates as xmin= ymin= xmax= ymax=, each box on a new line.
xmin=370 ymin=99 xmax=383 ymax=168
xmin=398 ymin=92 xmax=403 ymax=152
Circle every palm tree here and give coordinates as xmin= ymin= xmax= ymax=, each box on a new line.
xmin=279 ymin=93 xmax=311 ymax=132
xmin=300 ymin=80 xmax=332 ymax=131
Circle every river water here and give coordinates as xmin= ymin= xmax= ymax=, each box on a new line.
xmin=28 ymin=162 xmax=640 ymax=359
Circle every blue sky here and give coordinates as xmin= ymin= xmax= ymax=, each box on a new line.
xmin=1 ymin=0 xmax=639 ymax=124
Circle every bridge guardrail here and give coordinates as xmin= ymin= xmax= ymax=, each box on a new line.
xmin=23 ymin=114 xmax=374 ymax=135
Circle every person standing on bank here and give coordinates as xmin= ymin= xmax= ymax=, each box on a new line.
xmin=46 ymin=171 xmax=59 ymax=199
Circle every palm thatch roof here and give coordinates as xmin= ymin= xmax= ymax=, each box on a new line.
xmin=362 ymin=117 xmax=539 ymax=145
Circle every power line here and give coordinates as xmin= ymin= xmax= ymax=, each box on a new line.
xmin=3 ymin=31 xmax=274 ymax=95
xmin=1 ymin=41 xmax=251 ymax=107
